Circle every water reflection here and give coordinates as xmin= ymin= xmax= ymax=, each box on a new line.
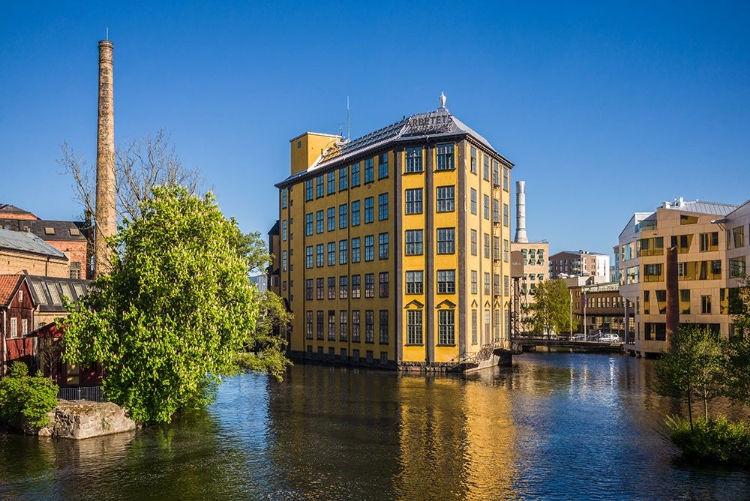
xmin=1 ymin=354 xmax=749 ymax=500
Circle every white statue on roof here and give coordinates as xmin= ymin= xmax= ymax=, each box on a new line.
xmin=439 ymin=92 xmax=447 ymax=109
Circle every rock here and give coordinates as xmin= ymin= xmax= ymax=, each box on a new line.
xmin=35 ymin=400 xmax=137 ymax=439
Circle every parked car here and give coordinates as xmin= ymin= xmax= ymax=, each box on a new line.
xmin=572 ymin=333 xmax=586 ymax=341
xmin=598 ymin=333 xmax=621 ymax=343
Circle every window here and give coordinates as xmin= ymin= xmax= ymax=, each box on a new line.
xmin=339 ymin=276 xmax=348 ymax=299
xmin=352 ymin=275 xmax=361 ymax=299
xmin=328 ymin=242 xmax=335 ymax=266
xmin=730 ymin=257 xmax=746 ymax=277
xmin=436 ymin=186 xmax=455 ymax=212
xmin=484 ymin=233 xmax=490 ymax=259
xmin=339 ymin=204 xmax=347 ymax=229
xmin=339 ymin=240 xmax=348 ymax=265
xmin=351 ymin=200 xmax=361 ymax=226
xmin=316 ymin=210 xmax=324 ymax=234
xmin=406 ymin=271 xmax=424 ymax=294
xmin=436 ymin=143 xmax=454 ymax=170
xmin=405 ymin=188 xmax=423 ymax=214
xmin=680 ymin=289 xmax=691 ymax=314
xmin=282 ymin=220 xmax=288 ymax=241
xmin=700 ymin=232 xmax=719 ymax=251
xmin=352 ymin=310 xmax=361 ymax=342
xmin=379 ymin=310 xmax=389 ymax=344
xmin=379 ymin=272 xmax=389 ymax=298
xmin=437 ymin=270 xmax=456 ymax=294
xmin=378 ymin=153 xmax=389 ymax=179
xmin=281 ymin=188 xmax=288 ymax=209
xmin=365 ymin=197 xmax=374 ymax=223
xmin=365 ymin=273 xmax=375 ymax=298
xmin=471 ymin=309 xmax=478 ymax=345
xmin=306 ymin=246 xmax=313 ymax=269
xmin=305 ymin=213 xmax=313 ymax=236
xmin=316 ymin=175 xmax=324 ymax=198
xmin=438 ymin=310 xmax=455 ymax=345
xmin=365 ymin=235 xmax=374 ymax=262
xmin=494 ymin=274 xmax=500 ymax=296
xmin=504 ymin=239 xmax=509 ymax=262
xmin=339 ymin=166 xmax=348 ymax=191
xmin=702 ymin=295 xmax=712 ymax=314
xmin=405 ymin=229 xmax=423 ymax=255
xmin=306 ymin=279 xmax=313 ymax=300
xmin=328 ymin=310 xmax=336 ymax=340
xmin=437 ymin=228 xmax=455 ymax=254
xmin=503 ymin=166 xmax=509 ymax=191
xmin=378 ymin=193 xmax=389 ymax=221
xmin=317 ymin=310 xmax=324 ymax=340
xmin=470 ymin=189 xmax=477 ymax=215
xmin=493 ymin=236 xmax=500 ymax=260
xmin=10 ymin=317 xmax=17 ymax=338
xmin=407 ymin=310 xmax=423 ymax=344
xmin=406 ymin=147 xmax=422 ymax=173
xmin=306 ymin=311 xmax=313 ymax=339
xmin=351 ymin=162 xmax=361 ymax=187
xmin=470 ymin=147 xmax=477 ymax=174
xmin=504 ymin=275 xmax=510 ymax=296
xmin=471 ymin=270 xmax=477 ymax=294
xmin=503 ymin=203 xmax=509 ymax=227
xmin=379 ymin=232 xmax=389 ymax=260
xmin=316 ymin=244 xmax=324 ymax=267
xmin=483 ymin=195 xmax=490 ymax=219
xmin=282 ymin=250 xmax=288 ymax=271
xmin=340 ymin=310 xmax=348 ymax=341
xmin=327 ymin=171 xmax=335 ymax=195
xmin=471 ymin=230 xmax=477 ymax=256
xmin=493 ymin=199 xmax=500 ymax=224
xmin=305 ymin=180 xmax=313 ymax=201
xmin=732 ymin=226 xmax=745 ymax=248
xmin=328 ymin=277 xmax=336 ymax=299
xmin=316 ymin=278 xmax=324 ymax=300
xmin=358 ymin=157 xmax=372 ymax=184
xmin=351 ymin=237 xmax=361 ymax=262
xmin=365 ymin=310 xmax=375 ymax=343
xmin=70 ymin=262 xmax=81 ymax=279
xmin=484 ymin=272 xmax=490 ymax=294
xmin=492 ymin=160 xmax=499 ymax=187
xmin=327 ymin=207 xmax=335 ymax=231
xmin=483 ymin=156 xmax=489 ymax=181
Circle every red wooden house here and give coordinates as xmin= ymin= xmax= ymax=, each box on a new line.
xmin=0 ymin=274 xmax=35 ymax=375
xmin=31 ymin=322 xmax=102 ymax=387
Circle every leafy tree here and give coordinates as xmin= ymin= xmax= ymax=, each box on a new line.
xmin=654 ymin=325 xmax=726 ymax=431
xmin=529 ymin=279 xmax=575 ymax=336
xmin=61 ymin=186 xmax=286 ymax=423
xmin=726 ymin=276 xmax=750 ymax=406
xmin=0 ymin=362 xmax=59 ymax=430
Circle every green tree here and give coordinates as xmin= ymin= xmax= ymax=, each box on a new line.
xmin=0 ymin=362 xmax=59 ymax=430
xmin=530 ymin=279 xmax=575 ymax=337
xmin=654 ymin=325 xmax=726 ymax=431
xmin=61 ymin=186 xmax=286 ymax=424
xmin=726 ymin=276 xmax=750 ymax=406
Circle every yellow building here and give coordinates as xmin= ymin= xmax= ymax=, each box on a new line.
xmin=274 ymin=96 xmax=514 ymax=369
xmin=616 ymin=197 xmax=744 ymax=356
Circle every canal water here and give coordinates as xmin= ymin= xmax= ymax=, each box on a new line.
xmin=1 ymin=353 xmax=749 ymax=500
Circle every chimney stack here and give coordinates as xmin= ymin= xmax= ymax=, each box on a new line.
xmin=515 ymin=180 xmax=528 ymax=243
xmin=94 ymin=40 xmax=115 ymax=278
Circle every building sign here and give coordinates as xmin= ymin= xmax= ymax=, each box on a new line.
xmin=404 ymin=111 xmax=455 ymax=135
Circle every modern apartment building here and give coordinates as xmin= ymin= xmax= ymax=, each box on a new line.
xmin=274 ymin=97 xmax=514 ymax=369
xmin=549 ymin=250 xmax=610 ymax=282
xmin=616 ymin=197 xmax=748 ymax=356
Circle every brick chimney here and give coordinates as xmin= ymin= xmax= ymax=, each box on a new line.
xmin=94 ymin=40 xmax=115 ymax=278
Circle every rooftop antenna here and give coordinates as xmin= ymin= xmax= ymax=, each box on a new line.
xmin=347 ymin=96 xmax=350 ymax=140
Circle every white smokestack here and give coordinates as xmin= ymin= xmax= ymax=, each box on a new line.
xmin=515 ymin=180 xmax=528 ymax=243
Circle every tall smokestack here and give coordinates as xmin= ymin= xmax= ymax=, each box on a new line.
xmin=515 ymin=180 xmax=528 ymax=243
xmin=94 ymin=39 xmax=115 ymax=278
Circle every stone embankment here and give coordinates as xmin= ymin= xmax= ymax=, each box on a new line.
xmin=32 ymin=400 xmax=137 ymax=439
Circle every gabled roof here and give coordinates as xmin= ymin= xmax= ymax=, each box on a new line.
xmin=0 ymin=204 xmax=38 ymax=220
xmin=0 ymin=274 xmax=25 ymax=307
xmin=0 ymin=228 xmax=67 ymax=259
xmin=277 ymin=106 xmax=512 ymax=187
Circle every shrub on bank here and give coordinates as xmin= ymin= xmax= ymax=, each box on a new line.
xmin=0 ymin=361 xmax=59 ymax=430
xmin=666 ymin=414 xmax=750 ymax=468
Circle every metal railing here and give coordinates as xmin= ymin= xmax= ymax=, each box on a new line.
xmin=57 ymin=386 xmax=105 ymax=402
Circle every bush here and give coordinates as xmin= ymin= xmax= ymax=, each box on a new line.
xmin=666 ymin=414 xmax=750 ymax=467
xmin=0 ymin=361 xmax=59 ymax=430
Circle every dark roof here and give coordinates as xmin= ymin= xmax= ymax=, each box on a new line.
xmin=0 ymin=204 xmax=38 ymax=219
xmin=25 ymin=273 xmax=90 ymax=313
xmin=0 ymin=219 xmax=89 ymax=242
xmin=0 ymin=228 xmax=67 ymax=259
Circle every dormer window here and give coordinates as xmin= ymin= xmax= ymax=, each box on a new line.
xmin=44 ymin=227 xmax=55 ymax=235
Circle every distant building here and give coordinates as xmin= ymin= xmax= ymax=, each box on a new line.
xmin=570 ymin=282 xmax=634 ymax=338
xmin=0 ymin=228 xmax=71 ymax=278
xmin=616 ymin=197 xmax=749 ymax=357
xmin=249 ymin=274 xmax=268 ymax=293
xmin=549 ymin=250 xmax=610 ymax=282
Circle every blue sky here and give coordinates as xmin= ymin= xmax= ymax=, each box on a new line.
xmin=2 ymin=1 xmax=749 ymax=256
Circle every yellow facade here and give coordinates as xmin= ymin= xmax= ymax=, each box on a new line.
xmin=276 ymin=105 xmax=513 ymax=369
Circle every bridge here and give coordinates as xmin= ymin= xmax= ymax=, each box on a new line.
xmin=512 ymin=337 xmax=624 ymax=354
